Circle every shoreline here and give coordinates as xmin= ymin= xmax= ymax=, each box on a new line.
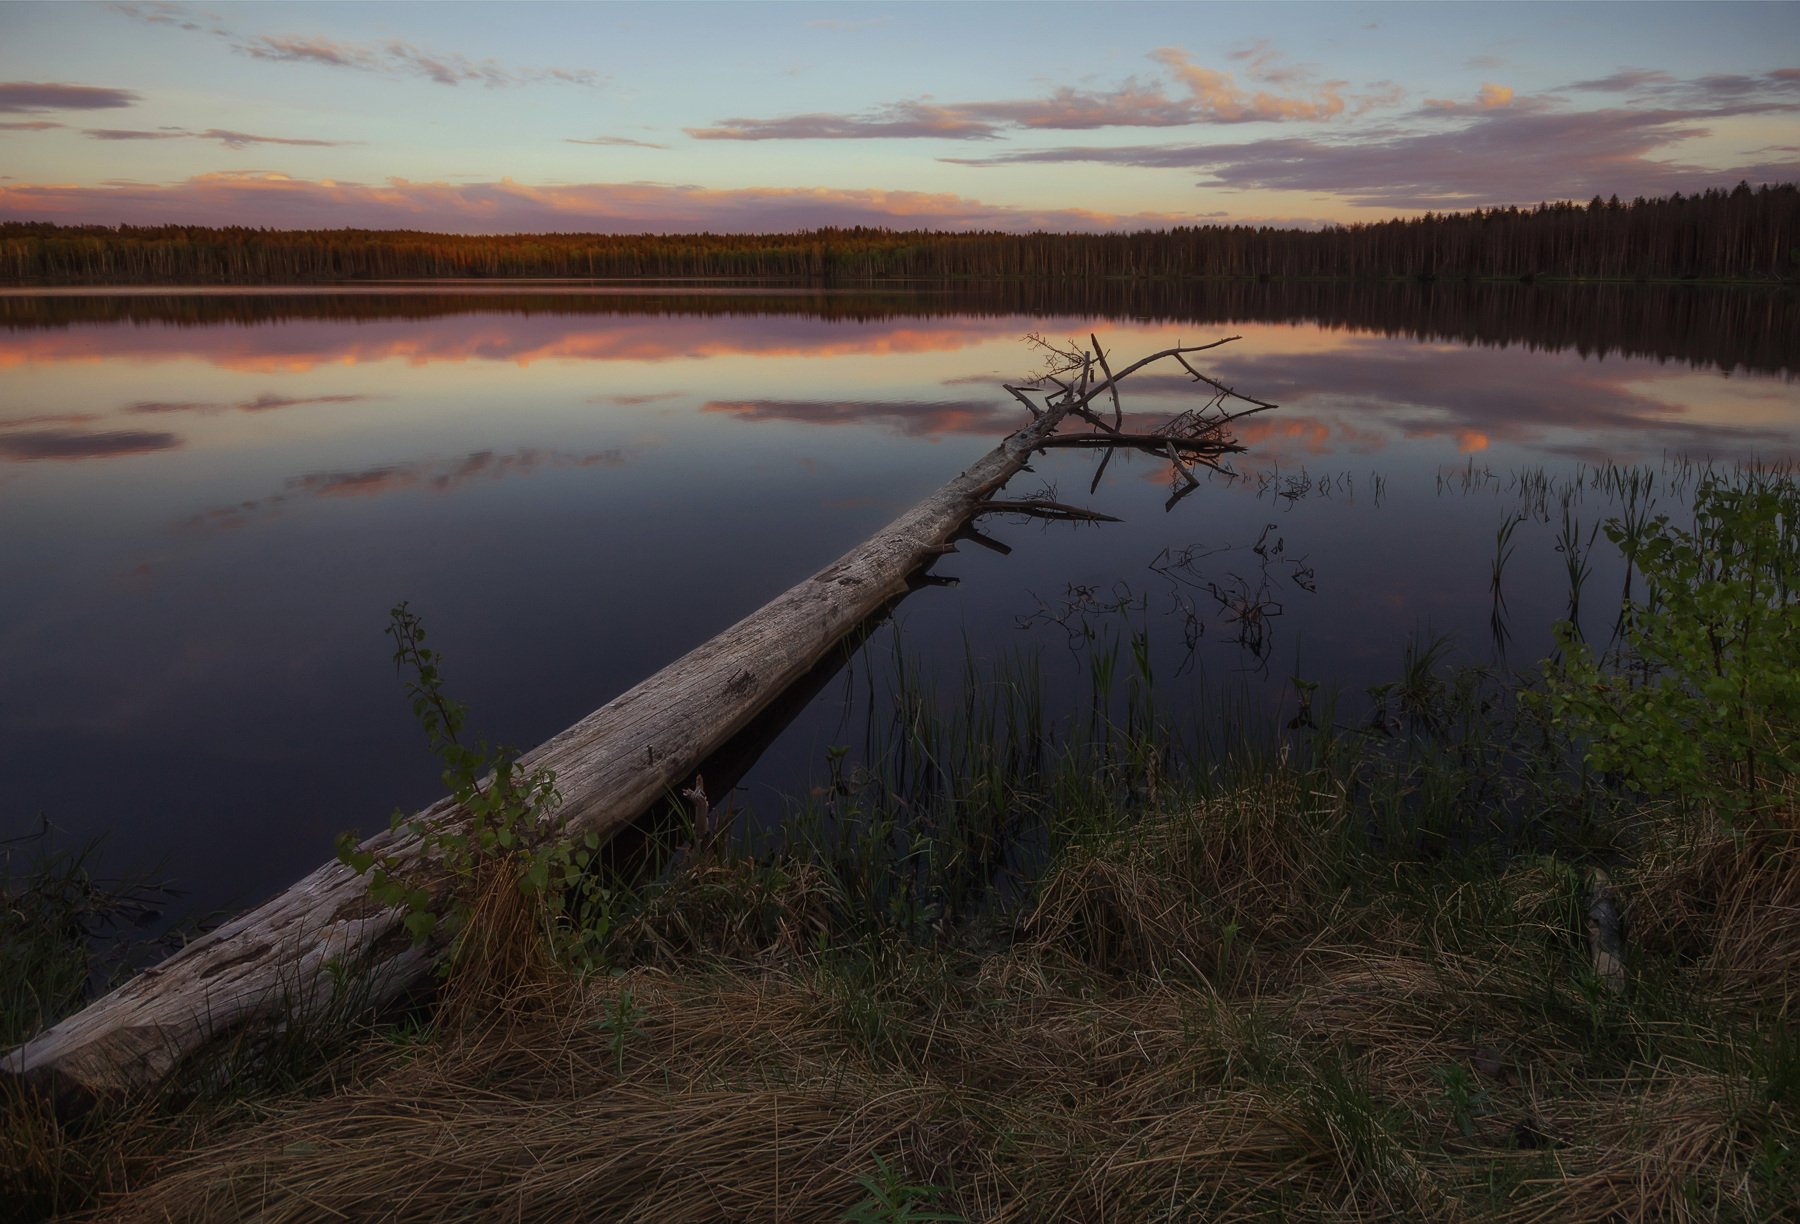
xmin=1 ymin=273 xmax=1795 ymax=295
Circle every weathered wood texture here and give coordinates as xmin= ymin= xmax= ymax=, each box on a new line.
xmin=2 ymin=397 xmax=1079 ymax=1110
xmin=4 ymin=338 xmax=1255 ymax=1111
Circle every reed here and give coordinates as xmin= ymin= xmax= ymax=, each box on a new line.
xmin=1490 ymin=512 xmax=1525 ymax=654
xmin=24 ymin=765 xmax=1791 ymax=1223
xmin=6 ymin=465 xmax=1797 ymax=1223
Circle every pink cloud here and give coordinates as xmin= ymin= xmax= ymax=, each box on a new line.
xmin=0 ymin=171 xmax=1207 ymax=233
xmin=1427 ymin=83 xmax=1515 ymax=111
xmin=0 ymin=81 xmax=140 ymax=113
xmin=947 ymin=96 xmax=1800 ymax=210
xmin=238 ymin=34 xmax=380 ymax=72
xmin=1561 ymin=67 xmax=1800 ymax=106
xmin=196 ymin=128 xmax=344 ymax=148
xmin=0 ymin=411 xmax=103 ymax=428
xmin=566 ymin=134 xmax=667 ymax=149
xmin=689 ymin=46 xmax=1403 ymax=141
xmin=108 ymin=3 xmax=223 ymax=33
xmin=125 ymin=393 xmax=373 ymax=413
xmin=1226 ymin=39 xmax=1315 ymax=88
xmin=1150 ymin=48 xmax=1361 ymax=123
xmin=1564 ymin=68 xmax=1677 ymax=93
xmin=688 ymin=101 xmax=1005 ymax=141
xmin=0 ymin=427 xmax=180 ymax=461
xmin=964 ymin=83 xmax=1203 ymax=131
xmin=594 ymin=392 xmax=682 ymax=406
xmin=234 ymin=32 xmax=601 ymax=89
xmin=108 ymin=4 xmax=601 ymax=89
xmin=82 ymin=128 xmax=185 ymax=141
xmin=82 ymin=125 xmax=344 ymax=147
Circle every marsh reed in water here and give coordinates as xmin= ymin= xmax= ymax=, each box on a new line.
xmin=4 ymin=463 xmax=1796 ymax=1222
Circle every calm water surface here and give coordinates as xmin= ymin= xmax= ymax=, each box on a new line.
xmin=2 ymin=283 xmax=1794 ymax=927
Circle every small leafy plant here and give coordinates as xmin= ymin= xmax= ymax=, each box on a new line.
xmin=844 ymin=1152 xmax=963 ymax=1223
xmin=1543 ymin=478 xmax=1798 ymax=817
xmin=1431 ymin=1063 xmax=1490 ymax=1140
xmin=591 ymin=985 xmax=646 ymax=1075
xmin=337 ymin=603 xmax=596 ymax=953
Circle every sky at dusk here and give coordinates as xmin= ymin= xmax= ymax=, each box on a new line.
xmin=1 ymin=0 xmax=1797 ymax=234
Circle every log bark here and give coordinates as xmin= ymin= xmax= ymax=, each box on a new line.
xmin=4 ymin=399 xmax=1081 ymax=1112
xmin=4 ymin=338 xmax=1256 ymax=1113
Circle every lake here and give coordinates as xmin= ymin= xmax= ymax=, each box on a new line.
xmin=1 ymin=281 xmax=1795 ymax=931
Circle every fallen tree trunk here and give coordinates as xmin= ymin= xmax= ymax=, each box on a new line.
xmin=1 ymin=405 xmax=1071 ymax=1112
xmin=4 ymin=339 xmax=1250 ymax=1112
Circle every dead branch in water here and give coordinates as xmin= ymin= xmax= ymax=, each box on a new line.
xmin=977 ymin=499 xmax=1123 ymax=524
xmin=1038 ymin=434 xmax=1248 ymax=455
xmin=1010 ymin=332 xmax=1272 ymax=502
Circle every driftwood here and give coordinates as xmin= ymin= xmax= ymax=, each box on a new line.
xmin=1039 ymin=434 xmax=1248 ymax=454
xmin=3 ymin=338 xmax=1261 ymax=1113
xmin=1006 ymin=332 xmax=1272 ymax=514
xmin=976 ymin=499 xmax=1122 ymax=523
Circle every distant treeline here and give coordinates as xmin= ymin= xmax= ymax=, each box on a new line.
xmin=5 ymin=279 xmax=1794 ymax=376
xmin=2 ymin=183 xmax=1796 ymax=285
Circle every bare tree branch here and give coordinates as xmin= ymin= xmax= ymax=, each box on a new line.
xmin=1039 ymin=434 xmax=1248 ymax=455
xmin=1089 ymin=444 xmax=1116 ymax=496
xmin=1090 ymin=333 xmax=1124 ymax=431
xmin=977 ymin=500 xmax=1122 ymax=523
xmin=1173 ymin=351 xmax=1278 ymax=411
xmin=1002 ymin=384 xmax=1043 ymax=419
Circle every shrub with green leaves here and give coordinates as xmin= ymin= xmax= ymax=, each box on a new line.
xmin=1543 ymin=477 xmax=1798 ymax=815
xmin=337 ymin=604 xmax=596 ymax=955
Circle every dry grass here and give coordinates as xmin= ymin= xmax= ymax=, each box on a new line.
xmin=1625 ymin=794 xmax=1800 ymax=1021
xmin=9 ymin=781 xmax=1798 ymax=1223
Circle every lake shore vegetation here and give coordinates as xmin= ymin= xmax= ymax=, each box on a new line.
xmin=3 ymin=469 xmax=1795 ymax=1222
xmin=3 ymin=184 xmax=1795 ymax=287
